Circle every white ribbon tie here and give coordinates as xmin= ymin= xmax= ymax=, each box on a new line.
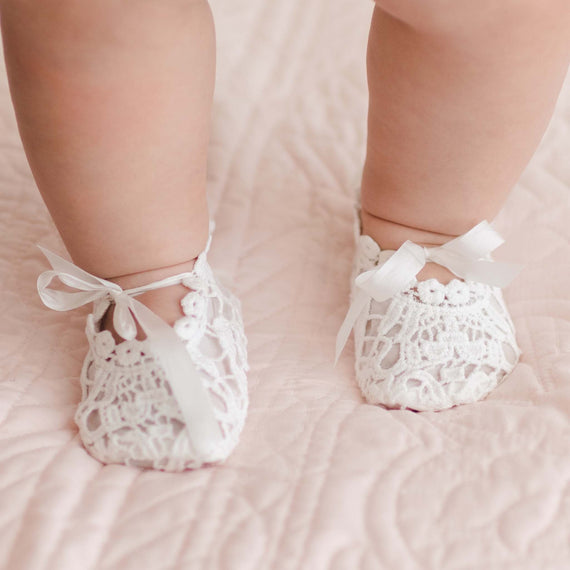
xmin=37 ymin=246 xmax=223 ymax=459
xmin=335 ymin=221 xmax=521 ymax=362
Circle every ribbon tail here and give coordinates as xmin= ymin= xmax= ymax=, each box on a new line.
xmin=131 ymin=298 xmax=223 ymax=459
xmin=336 ymin=242 xmax=425 ymax=363
xmin=335 ymin=289 xmax=369 ymax=364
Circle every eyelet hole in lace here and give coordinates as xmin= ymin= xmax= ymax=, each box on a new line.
xmin=365 ymin=317 xmax=379 ymax=336
xmin=222 ymin=302 xmax=234 ymax=321
xmin=381 ymin=344 xmax=400 ymax=369
xmin=385 ymin=324 xmax=401 ymax=337
xmin=169 ymin=418 xmax=185 ymax=436
xmin=86 ymin=410 xmax=101 ymax=431
xmin=208 ymin=390 xmax=229 ymax=414
xmin=225 ymin=377 xmax=239 ymax=396
xmin=464 ymin=364 xmax=477 ymax=377
xmin=201 ymin=335 xmax=222 ymax=359
xmin=405 ymin=378 xmax=423 ymax=389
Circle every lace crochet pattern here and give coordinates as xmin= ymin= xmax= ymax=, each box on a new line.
xmin=76 ymin=254 xmax=248 ymax=471
xmin=351 ymin=234 xmax=520 ymax=411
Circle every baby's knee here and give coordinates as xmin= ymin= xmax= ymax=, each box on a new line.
xmin=373 ymin=0 xmax=567 ymax=36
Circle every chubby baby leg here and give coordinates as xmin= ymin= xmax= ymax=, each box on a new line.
xmin=339 ymin=0 xmax=570 ymax=410
xmin=1 ymin=0 xmax=215 ymax=324
xmin=362 ymin=0 xmax=570 ymax=264
xmin=2 ymin=0 xmax=249 ymax=470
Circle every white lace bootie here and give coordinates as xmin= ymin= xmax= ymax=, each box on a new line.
xmin=336 ymin=214 xmax=521 ymax=412
xmin=37 ymin=232 xmax=248 ymax=471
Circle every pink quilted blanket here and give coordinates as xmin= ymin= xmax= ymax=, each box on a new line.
xmin=1 ymin=1 xmax=569 ymax=569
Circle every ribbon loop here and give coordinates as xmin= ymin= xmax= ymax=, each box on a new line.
xmin=37 ymin=246 xmax=223 ymax=459
xmin=335 ymin=220 xmax=521 ymax=362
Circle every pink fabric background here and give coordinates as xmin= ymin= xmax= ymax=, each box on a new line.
xmin=1 ymin=1 xmax=569 ymax=568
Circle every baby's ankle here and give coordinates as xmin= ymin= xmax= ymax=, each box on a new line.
xmin=360 ymin=208 xmax=459 ymax=284
xmin=101 ymin=258 xmax=197 ymax=341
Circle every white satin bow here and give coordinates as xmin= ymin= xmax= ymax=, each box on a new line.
xmin=37 ymin=246 xmax=222 ymax=459
xmin=335 ymin=221 xmax=521 ymax=362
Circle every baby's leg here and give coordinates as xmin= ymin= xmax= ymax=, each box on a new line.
xmin=362 ymin=0 xmax=570 ymax=281
xmin=1 ymin=0 xmax=215 ymax=325
xmin=346 ymin=1 xmax=570 ymax=410
xmin=2 ymin=1 xmax=251 ymax=471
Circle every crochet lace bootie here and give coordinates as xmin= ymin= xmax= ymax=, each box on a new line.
xmin=37 ymin=231 xmax=248 ymax=471
xmin=336 ymin=211 xmax=521 ymax=412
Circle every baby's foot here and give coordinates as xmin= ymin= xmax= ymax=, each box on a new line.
xmin=337 ymin=206 xmax=521 ymax=412
xmin=38 ymin=238 xmax=249 ymax=471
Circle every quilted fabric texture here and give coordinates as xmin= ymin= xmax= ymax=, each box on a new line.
xmin=1 ymin=1 xmax=569 ymax=569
